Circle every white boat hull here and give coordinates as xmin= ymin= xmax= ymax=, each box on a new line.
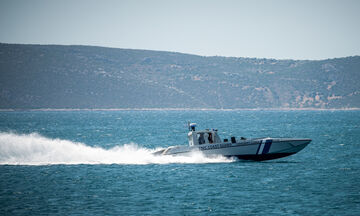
xmin=154 ymin=138 xmax=311 ymax=161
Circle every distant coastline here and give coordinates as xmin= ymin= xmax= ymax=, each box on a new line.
xmin=1 ymin=108 xmax=359 ymax=112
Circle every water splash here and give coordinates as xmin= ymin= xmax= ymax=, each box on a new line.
xmin=0 ymin=132 xmax=234 ymax=165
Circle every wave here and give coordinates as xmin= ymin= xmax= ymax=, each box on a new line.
xmin=0 ymin=132 xmax=234 ymax=165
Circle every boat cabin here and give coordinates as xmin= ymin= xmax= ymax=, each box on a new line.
xmin=187 ymin=123 xmax=222 ymax=146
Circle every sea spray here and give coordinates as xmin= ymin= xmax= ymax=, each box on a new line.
xmin=0 ymin=132 xmax=234 ymax=165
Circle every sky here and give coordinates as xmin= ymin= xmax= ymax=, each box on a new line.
xmin=0 ymin=0 xmax=359 ymax=60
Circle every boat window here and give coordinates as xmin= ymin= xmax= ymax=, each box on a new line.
xmin=214 ymin=132 xmax=221 ymax=143
xmin=197 ymin=133 xmax=205 ymax=144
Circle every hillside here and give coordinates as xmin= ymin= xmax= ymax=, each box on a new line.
xmin=0 ymin=43 xmax=359 ymax=109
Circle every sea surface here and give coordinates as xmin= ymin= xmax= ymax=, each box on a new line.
xmin=0 ymin=110 xmax=359 ymax=215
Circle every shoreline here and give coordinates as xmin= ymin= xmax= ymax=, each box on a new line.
xmin=0 ymin=107 xmax=360 ymax=112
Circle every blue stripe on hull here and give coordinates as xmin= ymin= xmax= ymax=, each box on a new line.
xmin=255 ymin=142 xmax=262 ymax=155
xmin=262 ymin=139 xmax=272 ymax=154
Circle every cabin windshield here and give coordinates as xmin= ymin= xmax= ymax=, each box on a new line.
xmin=188 ymin=130 xmax=222 ymax=146
xmin=213 ymin=132 xmax=221 ymax=143
xmin=196 ymin=131 xmax=219 ymax=144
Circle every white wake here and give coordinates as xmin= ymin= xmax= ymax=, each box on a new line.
xmin=0 ymin=132 xmax=234 ymax=165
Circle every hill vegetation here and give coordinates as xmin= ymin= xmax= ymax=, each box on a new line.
xmin=0 ymin=43 xmax=359 ymax=109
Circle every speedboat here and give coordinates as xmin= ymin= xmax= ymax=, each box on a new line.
xmin=153 ymin=123 xmax=311 ymax=161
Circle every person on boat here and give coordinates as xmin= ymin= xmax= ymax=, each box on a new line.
xmin=208 ymin=133 xmax=213 ymax=143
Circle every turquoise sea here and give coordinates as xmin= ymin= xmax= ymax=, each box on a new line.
xmin=0 ymin=110 xmax=359 ymax=215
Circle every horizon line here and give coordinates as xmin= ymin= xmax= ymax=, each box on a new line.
xmin=1 ymin=108 xmax=359 ymax=112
